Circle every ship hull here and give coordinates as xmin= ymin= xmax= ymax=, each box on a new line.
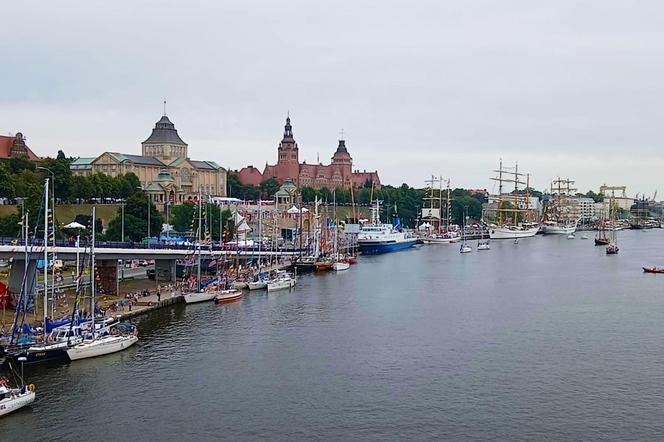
xmin=358 ymin=239 xmax=418 ymax=255
xmin=540 ymin=224 xmax=576 ymax=235
xmin=489 ymin=226 xmax=539 ymax=240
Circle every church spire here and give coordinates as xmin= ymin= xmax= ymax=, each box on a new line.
xmin=282 ymin=113 xmax=294 ymax=142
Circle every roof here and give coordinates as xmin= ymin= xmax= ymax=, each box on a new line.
xmin=106 ymin=152 xmax=165 ymax=166
xmin=71 ymin=157 xmax=95 ymax=167
xmin=190 ymin=160 xmax=223 ymax=171
xmin=142 ymin=115 xmax=187 ymax=145
xmin=237 ymin=166 xmax=264 ymax=186
xmin=0 ymin=134 xmax=40 ymax=160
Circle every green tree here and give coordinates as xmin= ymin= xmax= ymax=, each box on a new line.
xmin=8 ymin=156 xmax=35 ymax=174
xmin=0 ymin=213 xmax=21 ymax=237
xmin=105 ymin=193 xmax=163 ymax=241
xmin=171 ymin=203 xmax=196 ymax=232
xmin=260 ymin=178 xmax=280 ymax=199
xmin=0 ymin=162 xmax=16 ymax=198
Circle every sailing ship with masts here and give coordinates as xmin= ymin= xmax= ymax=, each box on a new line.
xmin=540 ymin=178 xmax=581 ymax=235
xmin=420 ymin=175 xmax=460 ymax=244
xmin=485 ymin=160 xmax=540 ymax=239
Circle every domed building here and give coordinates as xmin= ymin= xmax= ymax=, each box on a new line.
xmin=71 ymin=112 xmax=227 ymax=209
xmin=237 ymin=116 xmax=380 ymax=190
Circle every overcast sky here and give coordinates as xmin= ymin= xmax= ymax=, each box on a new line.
xmin=2 ymin=1 xmax=664 ymax=197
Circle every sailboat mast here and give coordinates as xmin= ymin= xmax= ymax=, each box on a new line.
xmin=43 ymin=178 xmax=49 ymax=330
xmin=197 ymin=187 xmax=202 ymax=291
xmin=91 ymin=206 xmax=96 ymax=333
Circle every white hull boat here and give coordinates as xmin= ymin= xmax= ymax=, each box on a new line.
xmin=0 ymin=386 xmax=35 ymax=417
xmin=67 ymin=335 xmax=138 ymax=361
xmin=247 ymin=280 xmax=267 ymax=290
xmin=477 ymin=242 xmax=490 ymax=250
xmin=541 ymin=222 xmax=577 ymax=235
xmin=333 ymin=261 xmax=350 ymax=271
xmin=267 ymin=277 xmax=296 ymax=292
xmin=423 ymin=235 xmax=460 ymax=244
xmin=184 ymin=291 xmax=217 ymax=304
xmin=489 ymin=225 xmax=539 ymax=239
xmin=460 ymin=245 xmax=472 ymax=253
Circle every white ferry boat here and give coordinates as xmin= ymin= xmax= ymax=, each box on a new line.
xmin=358 ymin=201 xmax=418 ymax=254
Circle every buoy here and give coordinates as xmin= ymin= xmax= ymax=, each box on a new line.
xmin=28 ymin=384 xmax=36 ymax=392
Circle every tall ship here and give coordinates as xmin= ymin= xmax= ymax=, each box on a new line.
xmin=420 ymin=175 xmax=459 ymax=244
xmin=540 ymin=178 xmax=581 ymax=235
xmin=485 ymin=160 xmax=540 ymax=239
xmin=358 ymin=200 xmax=418 ymax=254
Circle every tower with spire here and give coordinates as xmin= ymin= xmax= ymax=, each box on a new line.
xmin=275 ymin=114 xmax=300 ymax=184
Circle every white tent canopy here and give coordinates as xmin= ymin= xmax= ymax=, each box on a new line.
xmin=287 ymin=205 xmax=309 ymax=214
xmin=63 ymin=221 xmax=86 ymax=229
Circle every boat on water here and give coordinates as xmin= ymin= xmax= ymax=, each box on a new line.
xmin=214 ymin=289 xmax=243 ymax=304
xmin=333 ymin=261 xmax=350 ymax=271
xmin=5 ymin=325 xmax=87 ymax=366
xmin=643 ymin=267 xmax=664 ymax=274
xmin=486 ymin=160 xmax=540 ymax=239
xmin=183 ymin=290 xmax=217 ymax=304
xmin=604 ymin=189 xmax=620 ymax=255
xmin=540 ymin=178 xmax=581 ymax=235
xmin=477 ymin=241 xmax=490 ymax=250
xmin=459 ymin=206 xmax=472 ymax=253
xmin=358 ymin=201 xmax=417 ymax=254
xmin=567 ymin=233 xmax=575 ymax=239
xmin=314 ymin=259 xmax=333 ymax=272
xmin=420 ymin=176 xmax=461 ymax=244
xmin=267 ymin=271 xmax=296 ymax=292
xmin=0 ymin=373 xmax=35 ymax=417
xmin=66 ymin=323 xmax=138 ymax=361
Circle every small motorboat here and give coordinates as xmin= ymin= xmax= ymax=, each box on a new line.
xmin=595 ymin=238 xmax=610 ymax=246
xmin=567 ymin=233 xmax=575 ymax=239
xmin=643 ymin=267 xmax=664 ymax=274
xmin=513 ymin=238 xmax=519 ymax=245
xmin=231 ymin=280 xmax=248 ymax=290
xmin=606 ymin=244 xmax=619 ymax=255
xmin=0 ymin=374 xmax=35 ymax=417
xmin=460 ymin=244 xmax=472 ymax=254
xmin=333 ymin=261 xmax=350 ymax=271
xmin=214 ymin=289 xmax=243 ymax=304
xmin=477 ymin=240 xmax=490 ymax=250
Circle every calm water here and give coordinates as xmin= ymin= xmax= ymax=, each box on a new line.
xmin=5 ymin=230 xmax=664 ymax=441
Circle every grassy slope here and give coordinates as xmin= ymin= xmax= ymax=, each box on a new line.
xmin=0 ymin=204 xmax=121 ymax=228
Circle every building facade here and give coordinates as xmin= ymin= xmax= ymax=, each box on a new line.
xmin=0 ymin=133 xmax=40 ymax=160
xmin=236 ymin=117 xmax=380 ymax=190
xmin=71 ymin=113 xmax=227 ymax=207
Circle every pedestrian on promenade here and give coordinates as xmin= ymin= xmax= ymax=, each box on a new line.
xmin=157 ymin=290 xmax=161 ymax=302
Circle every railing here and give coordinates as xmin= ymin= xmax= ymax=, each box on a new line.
xmin=0 ymin=237 xmax=310 ymax=253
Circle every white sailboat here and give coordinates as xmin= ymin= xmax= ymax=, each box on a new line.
xmin=459 ymin=206 xmax=472 ymax=253
xmin=66 ymin=207 xmax=139 ymax=361
xmin=184 ymin=188 xmax=218 ymax=304
xmin=267 ymin=270 xmax=296 ymax=292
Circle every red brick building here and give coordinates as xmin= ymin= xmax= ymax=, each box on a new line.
xmin=237 ymin=117 xmax=380 ymax=189
xmin=0 ymin=132 xmax=40 ymax=160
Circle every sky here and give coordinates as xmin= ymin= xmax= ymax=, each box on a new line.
xmin=2 ymin=0 xmax=664 ymax=197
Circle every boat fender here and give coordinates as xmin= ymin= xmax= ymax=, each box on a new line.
xmin=28 ymin=384 xmax=36 ymax=392
xmin=110 ymin=327 xmax=118 ymax=335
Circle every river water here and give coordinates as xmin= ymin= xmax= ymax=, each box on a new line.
xmin=4 ymin=230 xmax=664 ymax=440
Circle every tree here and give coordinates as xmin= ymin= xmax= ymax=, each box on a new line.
xmin=0 ymin=213 xmax=21 ymax=237
xmin=260 ymin=178 xmax=280 ymax=199
xmin=0 ymin=162 xmax=16 ymax=198
xmin=170 ymin=203 xmax=196 ymax=232
xmin=8 ymin=156 xmax=35 ymax=174
xmin=105 ymin=193 xmax=163 ymax=241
